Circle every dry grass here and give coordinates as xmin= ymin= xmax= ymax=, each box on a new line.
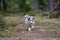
xmin=4 ymin=16 xmax=24 ymax=26
xmin=1 ymin=14 xmax=60 ymax=38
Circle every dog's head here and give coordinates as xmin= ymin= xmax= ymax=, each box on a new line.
xmin=29 ymin=16 xmax=35 ymax=24
xmin=25 ymin=15 xmax=35 ymax=24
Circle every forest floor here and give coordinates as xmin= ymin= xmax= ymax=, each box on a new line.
xmin=1 ymin=15 xmax=60 ymax=40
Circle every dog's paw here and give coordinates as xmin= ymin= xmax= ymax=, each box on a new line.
xmin=28 ymin=27 xmax=31 ymax=31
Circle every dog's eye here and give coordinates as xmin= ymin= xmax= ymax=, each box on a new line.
xmin=28 ymin=18 xmax=30 ymax=20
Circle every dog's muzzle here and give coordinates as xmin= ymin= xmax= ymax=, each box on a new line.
xmin=30 ymin=20 xmax=33 ymax=24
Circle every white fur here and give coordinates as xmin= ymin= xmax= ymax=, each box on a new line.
xmin=25 ymin=15 xmax=35 ymax=31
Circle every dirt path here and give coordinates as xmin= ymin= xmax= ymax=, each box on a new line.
xmin=5 ymin=22 xmax=60 ymax=40
xmin=12 ymin=23 xmax=48 ymax=40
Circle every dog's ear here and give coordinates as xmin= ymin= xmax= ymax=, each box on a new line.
xmin=33 ymin=16 xmax=35 ymax=19
xmin=25 ymin=15 xmax=26 ymax=18
xmin=25 ymin=15 xmax=29 ymax=18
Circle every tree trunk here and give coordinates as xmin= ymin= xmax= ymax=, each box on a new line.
xmin=48 ymin=0 xmax=54 ymax=12
xmin=0 ymin=0 xmax=7 ymax=11
xmin=1 ymin=0 xmax=3 ymax=11
xmin=32 ymin=0 xmax=39 ymax=12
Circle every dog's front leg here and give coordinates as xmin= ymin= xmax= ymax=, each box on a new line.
xmin=28 ymin=26 xmax=31 ymax=31
xmin=31 ymin=26 xmax=34 ymax=28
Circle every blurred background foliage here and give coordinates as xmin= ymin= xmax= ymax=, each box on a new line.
xmin=0 ymin=0 xmax=60 ymax=12
xmin=0 ymin=0 xmax=48 ymax=12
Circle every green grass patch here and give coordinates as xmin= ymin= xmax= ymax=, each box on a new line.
xmin=0 ymin=17 xmax=15 ymax=38
xmin=0 ymin=31 xmax=12 ymax=38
